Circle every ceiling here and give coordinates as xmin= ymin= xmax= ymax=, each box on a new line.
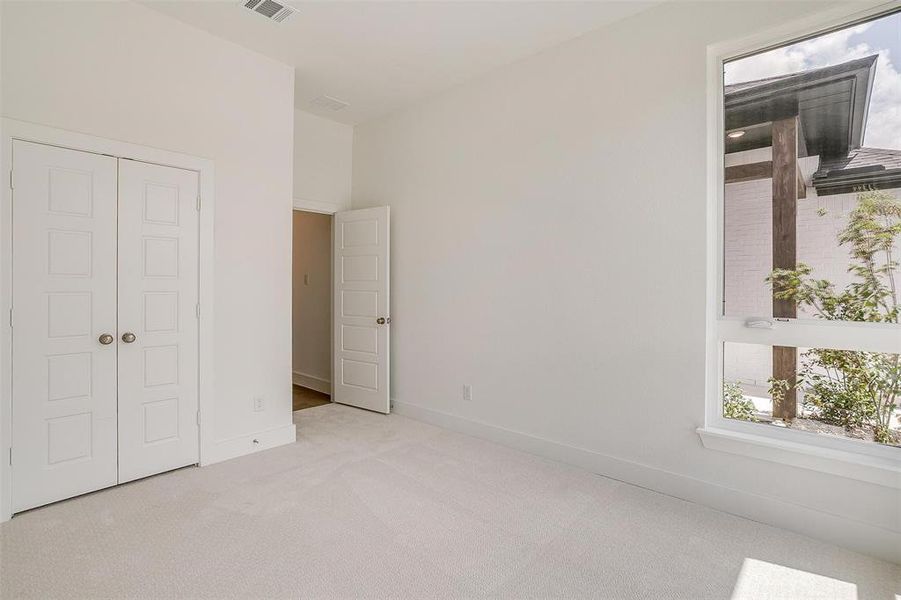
xmin=142 ymin=1 xmax=658 ymax=125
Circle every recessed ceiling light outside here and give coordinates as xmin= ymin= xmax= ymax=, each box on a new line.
xmin=727 ymin=130 xmax=746 ymax=139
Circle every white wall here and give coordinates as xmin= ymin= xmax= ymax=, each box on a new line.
xmin=1 ymin=2 xmax=295 ymax=460
xmin=294 ymin=109 xmax=353 ymax=212
xmin=292 ymin=211 xmax=332 ymax=389
xmin=352 ymin=1 xmax=901 ymax=562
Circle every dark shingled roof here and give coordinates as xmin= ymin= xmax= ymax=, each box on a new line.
xmin=725 ymin=72 xmax=811 ymax=95
xmin=813 ymin=147 xmax=901 ymax=195
xmin=815 ymin=147 xmax=901 ymax=177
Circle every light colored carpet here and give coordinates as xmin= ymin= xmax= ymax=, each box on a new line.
xmin=1 ymin=403 xmax=898 ymax=599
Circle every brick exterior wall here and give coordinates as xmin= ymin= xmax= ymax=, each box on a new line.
xmin=723 ymin=177 xmax=900 ymax=395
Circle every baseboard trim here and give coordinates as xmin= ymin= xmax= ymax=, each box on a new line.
xmin=292 ymin=371 xmax=331 ymax=395
xmin=201 ymin=423 xmax=296 ymax=466
xmin=392 ymin=400 xmax=901 ymax=565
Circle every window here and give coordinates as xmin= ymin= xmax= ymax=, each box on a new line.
xmin=711 ymin=9 xmax=901 ymax=464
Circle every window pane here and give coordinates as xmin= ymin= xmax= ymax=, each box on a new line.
xmin=722 ymin=11 xmax=901 ymax=324
xmin=723 ymin=342 xmax=901 ymax=448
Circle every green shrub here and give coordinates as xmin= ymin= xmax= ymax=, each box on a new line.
xmin=723 ymin=382 xmax=758 ymax=422
xmin=767 ymin=190 xmax=900 ymax=444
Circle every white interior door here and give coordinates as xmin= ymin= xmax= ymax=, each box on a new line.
xmin=11 ymin=141 xmax=119 ymax=512
xmin=333 ymin=206 xmax=390 ymax=413
xmin=116 ymin=159 xmax=199 ymax=483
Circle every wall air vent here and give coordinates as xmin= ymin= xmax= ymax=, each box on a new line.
xmin=243 ymin=0 xmax=296 ymax=23
xmin=311 ymin=95 xmax=350 ymax=112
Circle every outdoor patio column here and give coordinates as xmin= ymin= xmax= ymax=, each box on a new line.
xmin=771 ymin=116 xmax=798 ymax=421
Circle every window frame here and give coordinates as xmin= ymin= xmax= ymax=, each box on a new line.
xmin=702 ymin=1 xmax=901 ymax=482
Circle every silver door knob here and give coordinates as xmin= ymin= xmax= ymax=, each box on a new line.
xmin=121 ymin=332 xmax=136 ymax=343
xmin=98 ymin=333 xmax=114 ymax=345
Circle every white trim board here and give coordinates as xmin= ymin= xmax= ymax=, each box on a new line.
xmin=392 ymin=399 xmax=901 ymax=565
xmin=293 ymin=197 xmax=343 ymax=215
xmin=292 ymin=371 xmax=331 ymax=395
xmin=203 ymin=423 xmax=297 ymax=466
xmin=698 ymin=427 xmax=901 ymax=489
xmin=0 ymin=118 xmax=219 ymax=522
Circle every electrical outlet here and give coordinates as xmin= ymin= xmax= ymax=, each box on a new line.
xmin=253 ymin=396 xmax=265 ymax=412
xmin=463 ymin=384 xmax=473 ymax=402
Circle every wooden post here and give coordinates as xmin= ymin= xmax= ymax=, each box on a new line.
xmin=771 ymin=117 xmax=798 ymax=421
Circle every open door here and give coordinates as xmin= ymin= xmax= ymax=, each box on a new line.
xmin=332 ymin=207 xmax=390 ymax=413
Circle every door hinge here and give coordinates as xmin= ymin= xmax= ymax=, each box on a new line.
xmin=195 ymin=303 xmax=200 ymax=319
xmin=196 ymin=411 xmax=201 ymax=426
xmin=8 ymin=170 xmax=13 ymax=190
xmin=8 ymin=308 xmax=12 ymax=328
xmin=8 ymin=448 xmax=12 ymax=466
xmin=196 ymin=195 xmax=201 ymax=211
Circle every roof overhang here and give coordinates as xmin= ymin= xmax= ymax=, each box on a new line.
xmin=725 ymin=55 xmax=878 ymax=159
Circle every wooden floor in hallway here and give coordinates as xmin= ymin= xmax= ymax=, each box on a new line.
xmin=293 ymin=384 xmax=331 ymax=411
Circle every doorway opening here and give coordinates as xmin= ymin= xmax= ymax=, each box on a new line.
xmin=290 ymin=204 xmax=390 ymax=414
xmin=292 ymin=209 xmax=333 ymax=411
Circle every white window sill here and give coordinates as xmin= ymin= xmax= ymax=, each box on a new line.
xmin=697 ymin=427 xmax=901 ymax=489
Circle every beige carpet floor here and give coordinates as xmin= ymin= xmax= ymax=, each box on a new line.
xmin=1 ymin=403 xmax=898 ymax=599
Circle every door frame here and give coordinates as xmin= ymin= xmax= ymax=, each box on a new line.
xmin=292 ymin=199 xmax=339 ymax=399
xmin=0 ymin=119 xmax=216 ymax=522
xmin=293 ymin=197 xmax=344 ymax=216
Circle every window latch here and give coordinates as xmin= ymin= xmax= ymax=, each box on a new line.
xmin=745 ymin=318 xmax=774 ymax=329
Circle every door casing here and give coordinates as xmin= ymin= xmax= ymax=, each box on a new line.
xmin=0 ymin=119 xmax=216 ymax=522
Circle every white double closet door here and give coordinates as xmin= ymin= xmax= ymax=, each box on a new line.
xmin=11 ymin=140 xmax=199 ymax=513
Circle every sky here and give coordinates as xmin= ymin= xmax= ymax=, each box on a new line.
xmin=724 ymin=11 xmax=901 ymax=151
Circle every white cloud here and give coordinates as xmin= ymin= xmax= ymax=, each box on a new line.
xmin=725 ymin=22 xmax=901 ymax=150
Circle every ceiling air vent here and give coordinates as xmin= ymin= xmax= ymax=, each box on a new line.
xmin=311 ymin=95 xmax=350 ymax=112
xmin=243 ymin=0 xmax=296 ymax=23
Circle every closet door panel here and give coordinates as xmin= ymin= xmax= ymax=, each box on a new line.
xmin=11 ymin=141 xmax=119 ymax=512
xmin=117 ymin=159 xmax=199 ymax=483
